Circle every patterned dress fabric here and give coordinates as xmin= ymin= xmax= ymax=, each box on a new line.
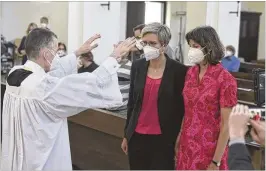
xmin=176 ymin=64 xmax=237 ymax=170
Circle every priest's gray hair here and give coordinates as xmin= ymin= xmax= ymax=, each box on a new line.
xmin=141 ymin=22 xmax=172 ymax=46
xmin=25 ymin=28 xmax=57 ymax=59
xmin=185 ymin=26 xmax=225 ymax=65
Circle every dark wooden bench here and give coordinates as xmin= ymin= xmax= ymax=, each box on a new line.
xmin=251 ymin=59 xmax=265 ymax=64
xmin=231 ymin=65 xmax=265 ymax=108
xmin=239 ymin=62 xmax=265 ymax=73
xmin=68 ymin=109 xmax=128 ymax=170
xmin=237 ymin=88 xmax=254 ymax=103
xmin=236 ymin=78 xmax=253 ymax=89
xmin=231 ymin=72 xmax=253 ymax=80
xmin=230 ymin=70 xmax=260 ymax=106
xmin=231 ymin=71 xmax=255 ymax=104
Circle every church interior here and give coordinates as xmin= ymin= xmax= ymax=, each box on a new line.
xmin=0 ymin=1 xmax=265 ymax=170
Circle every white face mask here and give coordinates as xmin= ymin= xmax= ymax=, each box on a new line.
xmin=57 ymin=50 xmax=66 ymax=57
xmin=143 ymin=46 xmax=160 ymax=61
xmin=46 ymin=49 xmax=61 ymax=71
xmin=226 ymin=51 xmax=233 ymax=57
xmin=188 ymin=47 xmax=206 ymax=64
xmin=41 ymin=23 xmax=48 ymax=28
xmin=136 ymin=40 xmax=143 ymax=50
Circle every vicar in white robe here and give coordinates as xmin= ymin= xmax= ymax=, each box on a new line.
xmin=1 ymin=28 xmax=136 ymax=170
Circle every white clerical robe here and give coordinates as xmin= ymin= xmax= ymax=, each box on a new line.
xmin=1 ymin=54 xmax=122 ymax=170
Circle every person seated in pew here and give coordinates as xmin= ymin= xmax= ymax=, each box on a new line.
xmin=228 ymin=104 xmax=265 ymax=170
xmin=221 ymin=45 xmax=240 ymax=72
xmin=78 ymin=51 xmax=99 ymax=73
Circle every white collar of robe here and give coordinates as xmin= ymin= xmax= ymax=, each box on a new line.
xmin=24 ymin=60 xmax=46 ymax=75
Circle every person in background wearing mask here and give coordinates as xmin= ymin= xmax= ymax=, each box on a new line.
xmin=78 ymin=51 xmax=99 ymax=73
xmin=121 ymin=22 xmax=187 ymax=170
xmin=57 ymin=42 xmax=67 ymax=57
xmin=1 ymin=28 xmax=136 ymax=170
xmin=40 ymin=16 xmax=49 ymax=30
xmin=176 ymin=26 xmax=238 ymax=170
xmin=128 ymin=24 xmax=146 ymax=62
xmin=18 ymin=22 xmax=38 ymax=65
xmin=221 ymin=45 xmax=240 ymax=72
xmin=228 ymin=104 xmax=265 ymax=170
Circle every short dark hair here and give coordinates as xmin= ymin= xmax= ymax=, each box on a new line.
xmin=40 ymin=17 xmax=49 ymax=24
xmin=58 ymin=42 xmax=67 ymax=51
xmin=133 ymin=24 xmax=146 ymax=32
xmin=226 ymin=45 xmax=236 ymax=55
xmin=25 ymin=28 xmax=57 ymax=59
xmin=81 ymin=51 xmax=94 ymax=61
xmin=186 ymin=26 xmax=225 ymax=65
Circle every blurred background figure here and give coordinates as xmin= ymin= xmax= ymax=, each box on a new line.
xmin=133 ymin=24 xmax=146 ymax=40
xmin=57 ymin=42 xmax=67 ymax=57
xmin=18 ymin=22 xmax=38 ymax=65
xmin=221 ymin=45 xmax=240 ymax=72
xmin=78 ymin=51 xmax=99 ymax=73
xmin=128 ymin=24 xmax=146 ymax=62
xmin=1 ymin=35 xmax=7 ymax=56
xmin=40 ymin=16 xmax=49 ymax=30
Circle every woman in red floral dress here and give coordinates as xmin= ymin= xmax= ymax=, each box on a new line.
xmin=175 ymin=26 xmax=238 ymax=170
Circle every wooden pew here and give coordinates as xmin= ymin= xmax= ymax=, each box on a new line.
xmin=239 ymin=62 xmax=265 ymax=73
xmin=237 ymin=88 xmax=254 ymax=103
xmin=236 ymin=78 xmax=253 ymax=89
xmin=238 ymin=100 xmax=259 ymax=107
xmin=231 ymin=72 xmax=255 ymax=104
xmin=231 ymin=72 xmax=253 ymax=80
xmin=68 ymin=109 xmax=128 ymax=170
xmin=251 ymin=59 xmax=265 ymax=64
xmin=257 ymin=60 xmax=265 ymax=64
xmin=231 ymin=72 xmax=262 ymax=107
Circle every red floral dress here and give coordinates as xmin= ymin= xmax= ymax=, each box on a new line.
xmin=176 ymin=64 xmax=237 ymax=170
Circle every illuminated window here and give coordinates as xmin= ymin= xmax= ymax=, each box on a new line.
xmin=144 ymin=2 xmax=165 ymax=24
